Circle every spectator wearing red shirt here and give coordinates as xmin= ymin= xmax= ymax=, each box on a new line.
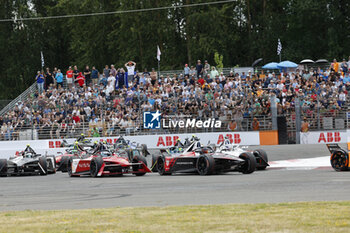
xmin=198 ymin=76 xmax=205 ymax=86
xmin=66 ymin=66 xmax=74 ymax=88
xmin=76 ymin=72 xmax=85 ymax=87
xmin=72 ymin=113 xmax=80 ymax=123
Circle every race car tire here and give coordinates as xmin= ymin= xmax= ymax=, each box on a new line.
xmin=0 ymin=159 xmax=7 ymax=177
xmin=151 ymin=155 xmax=160 ymax=172
xmin=141 ymin=144 xmax=149 ymax=157
xmin=331 ymin=150 xmax=349 ymax=171
xmin=157 ymin=156 xmax=172 ymax=175
xmin=196 ymin=154 xmax=215 ymax=175
xmin=239 ymin=152 xmax=256 ymax=174
xmin=254 ymin=149 xmax=268 ymax=170
xmin=67 ymin=158 xmax=78 ymax=177
xmin=133 ymin=155 xmax=148 ymax=176
xmin=38 ymin=157 xmax=48 ymax=176
xmin=90 ymin=156 xmax=104 ymax=177
xmin=47 ymin=155 xmax=56 ymax=174
xmin=59 ymin=156 xmax=69 ymax=172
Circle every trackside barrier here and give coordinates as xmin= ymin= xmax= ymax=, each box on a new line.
xmin=300 ymin=130 xmax=348 ymax=144
xmin=0 ymin=131 xmax=262 ymax=158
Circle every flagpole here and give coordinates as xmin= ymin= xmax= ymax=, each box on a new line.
xmin=158 ymin=60 xmax=160 ymax=78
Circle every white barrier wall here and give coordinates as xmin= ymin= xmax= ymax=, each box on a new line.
xmin=0 ymin=131 xmax=260 ymax=159
xmin=300 ymin=130 xmax=348 ymax=144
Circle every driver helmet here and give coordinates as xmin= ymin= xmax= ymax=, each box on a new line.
xmin=81 ymin=133 xmax=84 ymax=136
xmin=94 ymin=141 xmax=98 ymax=144
xmin=26 ymin=144 xmax=30 ymax=147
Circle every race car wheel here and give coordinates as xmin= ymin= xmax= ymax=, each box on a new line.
xmin=132 ymin=155 xmax=147 ymax=176
xmin=38 ymin=157 xmax=48 ymax=176
xmin=90 ymin=157 xmax=104 ymax=177
xmin=59 ymin=156 xmax=69 ymax=172
xmin=47 ymin=155 xmax=56 ymax=174
xmin=157 ymin=156 xmax=171 ymax=175
xmin=151 ymin=155 xmax=160 ymax=172
xmin=239 ymin=152 xmax=256 ymax=174
xmin=0 ymin=159 xmax=7 ymax=177
xmin=254 ymin=149 xmax=268 ymax=170
xmin=196 ymin=154 xmax=215 ymax=175
xmin=331 ymin=150 xmax=349 ymax=171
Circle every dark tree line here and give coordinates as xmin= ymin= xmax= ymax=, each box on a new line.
xmin=0 ymin=0 xmax=349 ymax=99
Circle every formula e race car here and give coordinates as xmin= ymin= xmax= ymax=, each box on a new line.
xmin=113 ymin=136 xmax=150 ymax=157
xmin=0 ymin=145 xmax=56 ymax=176
xmin=327 ymin=144 xmax=350 ymax=171
xmin=151 ymin=138 xmax=257 ymax=175
xmin=67 ymin=142 xmax=151 ymax=177
xmin=55 ymin=143 xmax=89 ymax=172
xmin=60 ymin=134 xmax=94 ymax=148
xmin=213 ymin=138 xmax=269 ymax=170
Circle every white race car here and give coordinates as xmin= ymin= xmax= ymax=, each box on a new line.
xmin=213 ymin=138 xmax=269 ymax=170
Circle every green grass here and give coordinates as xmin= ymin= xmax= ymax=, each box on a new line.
xmin=1 ymin=202 xmax=350 ymax=232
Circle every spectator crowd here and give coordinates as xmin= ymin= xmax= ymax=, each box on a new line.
xmin=1 ymin=57 xmax=350 ymax=140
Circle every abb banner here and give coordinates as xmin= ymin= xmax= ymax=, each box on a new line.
xmin=300 ymin=130 xmax=348 ymax=144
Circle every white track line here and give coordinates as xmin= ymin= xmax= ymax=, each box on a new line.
xmin=269 ymin=156 xmax=331 ymax=170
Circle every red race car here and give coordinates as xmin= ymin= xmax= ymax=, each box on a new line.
xmin=56 ymin=146 xmax=88 ymax=172
xmin=67 ymin=145 xmax=151 ymax=177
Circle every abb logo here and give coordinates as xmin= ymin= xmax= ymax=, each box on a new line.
xmin=49 ymin=141 xmax=61 ymax=148
xmin=318 ymin=132 xmax=341 ymax=143
xmin=217 ymin=134 xmax=241 ymax=144
xmin=157 ymin=136 xmax=180 ymax=147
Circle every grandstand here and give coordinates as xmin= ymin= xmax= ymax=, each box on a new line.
xmin=0 ymin=61 xmax=349 ymax=144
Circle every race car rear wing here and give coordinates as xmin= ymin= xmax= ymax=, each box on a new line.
xmin=326 ymin=143 xmax=350 ymax=155
xmin=326 ymin=144 xmax=343 ymax=155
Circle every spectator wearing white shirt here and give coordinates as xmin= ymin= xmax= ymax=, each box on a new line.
xmin=125 ymin=61 xmax=136 ymax=83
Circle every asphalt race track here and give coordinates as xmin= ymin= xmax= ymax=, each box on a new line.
xmin=0 ymin=144 xmax=349 ymax=211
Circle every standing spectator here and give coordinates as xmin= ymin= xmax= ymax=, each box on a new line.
xmin=204 ymin=60 xmax=210 ymax=77
xmin=117 ymin=69 xmax=126 ymax=89
xmin=110 ymin=64 xmax=117 ymax=77
xmin=45 ymin=68 xmax=54 ymax=90
xmin=196 ymin=60 xmax=203 ymax=78
xmin=55 ymin=69 xmax=64 ymax=88
xmin=301 ymin=117 xmax=309 ymax=132
xmin=150 ymin=68 xmax=157 ymax=86
xmin=184 ymin=64 xmax=190 ymax=78
xmin=73 ymin=65 xmax=79 ymax=81
xmin=330 ymin=59 xmax=339 ymax=73
xmin=84 ymin=65 xmax=91 ymax=86
xmin=103 ymin=65 xmax=110 ymax=80
xmin=36 ymin=71 xmax=45 ymax=94
xmin=251 ymin=117 xmax=260 ymax=131
xmin=107 ymin=73 xmax=116 ymax=90
xmin=66 ymin=66 xmax=74 ymax=89
xmin=341 ymin=59 xmax=348 ymax=74
xmin=125 ymin=61 xmax=136 ymax=83
xmin=91 ymin=66 xmax=99 ymax=86
xmin=210 ymin=66 xmax=219 ymax=80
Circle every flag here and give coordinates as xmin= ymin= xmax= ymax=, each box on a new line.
xmin=157 ymin=45 xmax=161 ymax=61
xmin=40 ymin=51 xmax=45 ymax=68
xmin=277 ymin=39 xmax=282 ymax=55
